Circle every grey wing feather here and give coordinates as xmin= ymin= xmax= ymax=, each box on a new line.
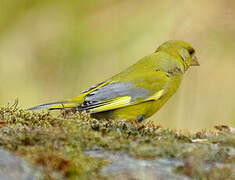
xmin=80 ymin=82 xmax=150 ymax=110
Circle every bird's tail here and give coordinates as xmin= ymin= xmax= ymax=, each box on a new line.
xmin=28 ymin=101 xmax=78 ymax=111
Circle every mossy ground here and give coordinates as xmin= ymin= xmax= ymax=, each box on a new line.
xmin=0 ymin=103 xmax=235 ymax=179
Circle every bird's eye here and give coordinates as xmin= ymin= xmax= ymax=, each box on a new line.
xmin=188 ymin=49 xmax=195 ymax=55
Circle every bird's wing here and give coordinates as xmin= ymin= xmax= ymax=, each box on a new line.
xmin=73 ymin=71 xmax=169 ymax=113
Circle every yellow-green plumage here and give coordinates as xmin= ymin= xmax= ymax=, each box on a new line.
xmin=29 ymin=40 xmax=199 ymax=121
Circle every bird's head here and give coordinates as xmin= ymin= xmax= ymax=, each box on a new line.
xmin=156 ymin=40 xmax=199 ymax=71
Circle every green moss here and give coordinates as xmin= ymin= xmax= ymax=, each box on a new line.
xmin=0 ymin=104 xmax=235 ymax=179
xmin=0 ymin=106 xmax=107 ymax=179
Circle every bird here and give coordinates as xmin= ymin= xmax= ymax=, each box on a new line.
xmin=28 ymin=40 xmax=199 ymax=122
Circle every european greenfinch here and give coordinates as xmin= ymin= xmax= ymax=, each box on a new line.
xmin=29 ymin=40 xmax=199 ymax=121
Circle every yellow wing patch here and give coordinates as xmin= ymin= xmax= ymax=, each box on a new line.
xmin=89 ymin=96 xmax=131 ymax=113
xmin=145 ymin=89 xmax=165 ymax=101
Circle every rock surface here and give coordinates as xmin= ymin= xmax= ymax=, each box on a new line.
xmin=0 ymin=148 xmax=43 ymax=180
xmin=87 ymin=150 xmax=190 ymax=180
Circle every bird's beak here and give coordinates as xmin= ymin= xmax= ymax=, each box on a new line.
xmin=191 ymin=55 xmax=200 ymax=66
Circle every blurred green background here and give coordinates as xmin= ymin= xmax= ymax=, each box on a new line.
xmin=1 ymin=0 xmax=235 ymax=131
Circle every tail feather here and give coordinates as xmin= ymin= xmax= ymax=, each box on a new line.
xmin=28 ymin=101 xmax=78 ymax=111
